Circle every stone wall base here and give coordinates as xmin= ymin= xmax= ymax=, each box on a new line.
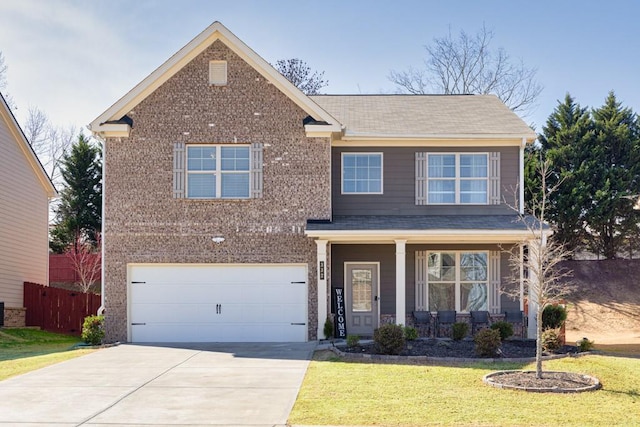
xmin=3 ymin=307 xmax=26 ymax=327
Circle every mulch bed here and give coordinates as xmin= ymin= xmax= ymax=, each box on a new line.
xmin=338 ymin=338 xmax=577 ymax=359
xmin=484 ymin=370 xmax=600 ymax=391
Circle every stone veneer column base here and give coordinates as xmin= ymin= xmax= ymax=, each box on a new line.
xmin=3 ymin=307 xmax=26 ymax=327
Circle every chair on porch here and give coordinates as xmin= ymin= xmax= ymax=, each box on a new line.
xmin=412 ymin=311 xmax=432 ymax=338
xmin=504 ymin=310 xmax=527 ymax=338
xmin=470 ymin=310 xmax=491 ymax=335
xmin=435 ymin=310 xmax=457 ymax=338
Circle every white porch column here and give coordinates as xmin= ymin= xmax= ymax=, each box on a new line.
xmin=395 ymin=239 xmax=407 ymax=325
xmin=527 ymin=235 xmax=545 ymax=338
xmin=315 ymin=239 xmax=328 ymax=340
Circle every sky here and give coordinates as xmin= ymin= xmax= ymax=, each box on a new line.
xmin=1 ymin=0 xmax=639 ymax=136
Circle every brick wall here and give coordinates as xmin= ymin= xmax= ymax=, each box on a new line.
xmin=3 ymin=307 xmax=26 ymax=327
xmin=103 ymin=40 xmax=331 ymax=342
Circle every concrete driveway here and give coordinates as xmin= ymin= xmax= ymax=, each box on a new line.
xmin=0 ymin=342 xmax=316 ymax=426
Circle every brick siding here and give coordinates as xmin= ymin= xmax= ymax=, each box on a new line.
xmin=103 ymin=40 xmax=331 ymax=342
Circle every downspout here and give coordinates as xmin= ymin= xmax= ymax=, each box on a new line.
xmin=519 ymin=137 xmax=526 ymax=214
xmin=97 ymin=134 xmax=106 ymax=315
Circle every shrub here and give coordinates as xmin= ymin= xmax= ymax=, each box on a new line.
xmin=452 ymin=322 xmax=469 ymax=341
xmin=576 ymin=337 xmax=595 ymax=352
xmin=404 ymin=326 xmax=418 ymax=341
xmin=542 ymin=305 xmax=567 ymax=329
xmin=323 ymin=317 xmax=334 ymax=340
xmin=82 ymin=315 xmax=105 ymax=345
xmin=490 ymin=321 xmax=514 ymax=340
xmin=541 ymin=327 xmax=562 ymax=352
xmin=346 ymin=334 xmax=360 ymax=348
xmin=474 ymin=328 xmax=501 ymax=357
xmin=373 ymin=323 xmax=405 ymax=355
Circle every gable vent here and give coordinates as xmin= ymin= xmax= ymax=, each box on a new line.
xmin=209 ymin=60 xmax=227 ymax=86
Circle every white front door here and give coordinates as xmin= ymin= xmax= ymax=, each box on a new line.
xmin=345 ymin=263 xmax=379 ymax=336
xmin=128 ymin=264 xmax=307 ymax=342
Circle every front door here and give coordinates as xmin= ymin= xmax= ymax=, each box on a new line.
xmin=345 ymin=263 xmax=379 ymax=336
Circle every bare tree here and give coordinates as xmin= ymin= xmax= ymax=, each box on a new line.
xmin=505 ymin=158 xmax=574 ymax=378
xmin=24 ymin=106 xmax=76 ymax=184
xmin=389 ymin=26 xmax=542 ymax=116
xmin=66 ymin=233 xmax=101 ymax=294
xmin=0 ymin=51 xmax=15 ymax=108
xmin=274 ymin=58 xmax=328 ymax=95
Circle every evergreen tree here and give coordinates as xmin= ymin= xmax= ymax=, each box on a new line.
xmin=584 ymin=92 xmax=640 ymax=259
xmin=537 ymin=94 xmax=593 ymax=254
xmin=50 ymin=134 xmax=102 ymax=253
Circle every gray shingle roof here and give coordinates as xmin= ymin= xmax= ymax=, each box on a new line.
xmin=309 ymin=94 xmax=536 ymax=139
xmin=306 ymin=215 xmax=544 ymax=231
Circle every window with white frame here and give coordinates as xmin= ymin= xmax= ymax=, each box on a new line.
xmin=427 ymin=153 xmax=488 ymax=204
xmin=425 ymin=251 xmax=488 ymax=312
xmin=186 ymin=145 xmax=250 ymax=198
xmin=341 ymin=153 xmax=383 ymax=194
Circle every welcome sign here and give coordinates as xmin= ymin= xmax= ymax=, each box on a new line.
xmin=333 ymin=288 xmax=347 ymax=338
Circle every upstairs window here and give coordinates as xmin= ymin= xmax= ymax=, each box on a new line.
xmin=186 ymin=145 xmax=250 ymax=198
xmin=427 ymin=153 xmax=488 ymax=204
xmin=342 ymin=153 xmax=383 ymax=194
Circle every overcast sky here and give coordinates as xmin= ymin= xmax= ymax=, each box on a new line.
xmin=1 ymin=0 xmax=639 ymax=136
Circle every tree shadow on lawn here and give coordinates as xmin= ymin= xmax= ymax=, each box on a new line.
xmin=313 ymin=349 xmax=531 ymax=371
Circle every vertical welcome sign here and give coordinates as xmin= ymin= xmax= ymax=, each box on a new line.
xmin=333 ymin=288 xmax=347 ymax=338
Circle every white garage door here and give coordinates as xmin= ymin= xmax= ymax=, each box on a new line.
xmin=129 ymin=264 xmax=308 ymax=343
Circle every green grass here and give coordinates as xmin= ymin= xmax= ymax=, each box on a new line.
xmin=289 ymin=352 xmax=640 ymax=426
xmin=0 ymin=328 xmax=93 ymax=381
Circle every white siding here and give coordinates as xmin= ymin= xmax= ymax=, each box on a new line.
xmin=0 ymin=115 xmax=50 ymax=308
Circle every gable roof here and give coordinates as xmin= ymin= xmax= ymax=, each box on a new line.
xmin=89 ymin=21 xmax=341 ymax=137
xmin=0 ymin=93 xmax=57 ymax=197
xmin=310 ymin=94 xmax=536 ymax=142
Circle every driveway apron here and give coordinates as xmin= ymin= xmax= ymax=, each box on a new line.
xmin=0 ymin=342 xmax=316 ymax=426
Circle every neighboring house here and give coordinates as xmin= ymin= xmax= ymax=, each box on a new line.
xmin=90 ymin=22 xmax=537 ymax=343
xmin=0 ymin=93 xmax=57 ymax=327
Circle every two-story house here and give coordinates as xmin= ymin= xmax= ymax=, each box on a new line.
xmin=90 ymin=22 xmax=537 ymax=343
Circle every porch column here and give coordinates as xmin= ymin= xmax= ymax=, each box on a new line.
xmin=527 ymin=235 xmax=545 ymax=338
xmin=315 ymin=239 xmax=328 ymax=340
xmin=395 ymin=239 xmax=407 ymax=325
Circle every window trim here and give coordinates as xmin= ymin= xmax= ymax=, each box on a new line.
xmin=426 ymin=152 xmax=489 ymax=205
xmin=185 ymin=144 xmax=251 ymax=199
xmin=341 ymin=152 xmax=384 ymax=195
xmin=423 ymin=251 xmax=489 ymax=313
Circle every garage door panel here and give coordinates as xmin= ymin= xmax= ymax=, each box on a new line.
xmin=129 ymin=264 xmax=307 ymax=343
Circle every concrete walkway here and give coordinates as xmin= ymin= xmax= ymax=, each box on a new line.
xmin=0 ymin=342 xmax=316 ymax=426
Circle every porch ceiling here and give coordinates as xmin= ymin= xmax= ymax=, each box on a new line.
xmin=305 ymin=215 xmax=548 ymax=244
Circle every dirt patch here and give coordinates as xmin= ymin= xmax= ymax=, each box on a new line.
xmin=562 ymin=259 xmax=640 ymax=346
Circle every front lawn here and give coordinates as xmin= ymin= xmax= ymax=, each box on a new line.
xmin=0 ymin=328 xmax=93 ymax=381
xmin=289 ymin=352 xmax=640 ymax=426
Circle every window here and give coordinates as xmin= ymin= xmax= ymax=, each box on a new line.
xmin=426 ymin=153 xmax=488 ymax=204
xmin=342 ymin=153 xmax=383 ymax=194
xmin=186 ymin=145 xmax=250 ymax=198
xmin=426 ymin=252 xmax=488 ymax=312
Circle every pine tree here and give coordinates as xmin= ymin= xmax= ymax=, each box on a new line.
xmin=584 ymin=92 xmax=640 ymax=259
xmin=50 ymin=134 xmax=102 ymax=253
xmin=537 ymin=94 xmax=593 ymax=253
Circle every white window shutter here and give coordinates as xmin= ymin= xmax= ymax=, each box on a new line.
xmin=489 ymin=251 xmax=501 ymax=314
xmin=209 ymin=60 xmax=227 ymax=85
xmin=489 ymin=152 xmax=501 ymax=205
xmin=415 ymin=251 xmax=427 ymax=310
xmin=173 ymin=142 xmax=185 ymax=199
xmin=251 ymin=142 xmax=263 ymax=198
xmin=415 ymin=152 xmax=427 ymax=205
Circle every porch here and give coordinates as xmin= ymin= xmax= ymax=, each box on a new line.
xmin=306 ymin=215 xmax=542 ymax=340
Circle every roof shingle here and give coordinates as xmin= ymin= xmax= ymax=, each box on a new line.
xmin=309 ymin=94 xmax=535 ymax=139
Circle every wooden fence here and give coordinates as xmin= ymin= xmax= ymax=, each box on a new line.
xmin=24 ymin=282 xmax=101 ymax=336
